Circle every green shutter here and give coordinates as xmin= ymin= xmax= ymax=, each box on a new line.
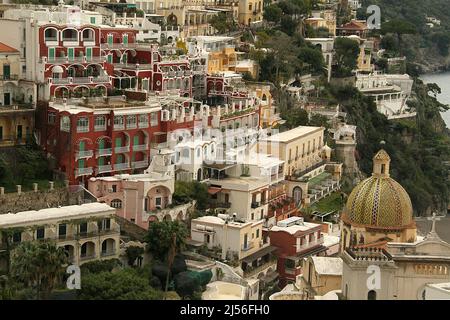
xmin=133 ymin=136 xmax=139 ymax=146
xmin=79 ymin=159 xmax=85 ymax=168
xmin=115 ymin=137 xmax=122 ymax=147
xmin=86 ymin=47 xmax=92 ymax=61
xmin=123 ymin=34 xmax=128 ymax=45
xmin=79 ymin=141 xmax=85 ymax=151
xmin=122 ymin=54 xmax=127 ymax=64
xmin=48 ymin=48 xmax=55 ymax=61
xmin=90 ymin=17 xmax=96 ymax=24
xmin=107 ymin=55 xmax=113 ymax=63
xmin=98 ymin=157 xmax=104 ymax=166
xmin=68 ymin=48 xmax=74 ymax=61
xmin=132 ymin=153 xmax=135 ymax=162
xmin=99 ymin=139 xmax=105 ymax=150
xmin=107 ymin=34 xmax=113 ymax=46
xmin=117 ymin=154 xmax=123 ymax=163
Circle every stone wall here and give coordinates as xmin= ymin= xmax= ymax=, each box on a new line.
xmin=0 ymin=184 xmax=88 ymax=214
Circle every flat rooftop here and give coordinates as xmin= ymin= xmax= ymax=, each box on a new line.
xmin=263 ymin=126 xmax=323 ymax=143
xmin=0 ymin=203 xmax=114 ymax=228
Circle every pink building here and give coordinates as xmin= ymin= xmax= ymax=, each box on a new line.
xmin=88 ymin=151 xmax=187 ymax=229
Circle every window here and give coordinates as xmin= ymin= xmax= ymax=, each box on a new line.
xmin=111 ymin=199 xmax=122 ymax=208
xmin=138 ymin=114 xmax=148 ymax=127
xmin=150 ymin=112 xmax=158 ymax=126
xmin=90 ymin=17 xmax=96 ymax=24
xmin=59 ymin=224 xmax=67 ymax=238
xmin=48 ymin=112 xmax=56 ymax=124
xmin=79 ymin=222 xmax=88 ymax=235
xmin=77 ymin=117 xmax=89 ymax=133
xmin=367 ymin=290 xmax=377 ymax=300
xmin=98 ymin=218 xmax=111 ymax=231
xmin=127 ymin=115 xmax=137 ymax=129
xmin=114 ymin=116 xmax=124 ymax=129
xmin=112 ymin=185 xmax=117 ymax=192
xmin=36 ymin=227 xmax=45 ymax=240
xmin=285 ymin=259 xmax=296 ymax=269
xmin=12 ymin=231 xmax=21 ymax=243
xmin=155 ymin=197 xmax=162 ymax=206
xmin=60 ymin=116 xmax=71 ymax=132
xmin=94 ymin=116 xmax=106 ymax=131
xmin=256 ymin=229 xmax=260 ymax=238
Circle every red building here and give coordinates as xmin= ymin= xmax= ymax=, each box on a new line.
xmin=269 ymin=217 xmax=326 ymax=287
xmin=36 ymin=94 xmax=162 ymax=185
xmin=40 ymin=24 xmax=114 ymax=98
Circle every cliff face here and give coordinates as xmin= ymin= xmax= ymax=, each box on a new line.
xmin=329 ymin=82 xmax=450 ymax=216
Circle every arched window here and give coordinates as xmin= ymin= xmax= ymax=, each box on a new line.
xmin=111 ymin=199 xmax=122 ymax=209
xmin=367 ymin=290 xmax=377 ymax=300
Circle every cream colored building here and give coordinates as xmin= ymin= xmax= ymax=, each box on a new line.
xmin=298 ymin=256 xmax=343 ymax=298
xmin=0 ymin=41 xmax=34 ymax=147
xmin=258 ymin=126 xmax=325 ymax=177
xmin=0 ymin=203 xmax=121 ymax=270
xmin=238 ymin=0 xmax=263 ymax=26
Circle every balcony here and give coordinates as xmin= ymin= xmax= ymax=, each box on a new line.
xmin=251 ymin=201 xmax=261 ymax=209
xmin=75 ymin=167 xmax=93 ymax=177
xmin=75 ymin=150 xmax=94 ymax=160
xmin=241 ymin=242 xmax=254 ymax=252
xmin=132 ymin=144 xmax=148 ymax=151
xmin=80 ymin=254 xmax=96 ymax=261
xmin=0 ymin=75 xmax=19 ymax=81
xmin=50 ymin=76 xmax=110 ymax=85
xmin=114 ymin=146 xmax=130 ymax=153
xmin=96 ymin=164 xmax=113 ymax=174
xmin=114 ymin=162 xmax=130 ymax=171
xmin=96 ymin=148 xmax=113 ymax=157
xmin=211 ymin=202 xmax=231 ymax=209
xmin=43 ymin=56 xmax=106 ymax=64
xmin=296 ymin=236 xmax=324 ymax=252
xmin=101 ymin=250 xmax=117 ymax=257
xmin=131 ymin=160 xmax=149 ymax=169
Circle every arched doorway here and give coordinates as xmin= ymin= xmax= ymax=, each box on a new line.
xmin=101 ymin=238 xmax=116 ymax=256
xmin=367 ymin=290 xmax=377 ymax=300
xmin=293 ymin=187 xmax=302 ymax=205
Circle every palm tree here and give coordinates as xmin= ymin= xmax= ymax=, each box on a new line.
xmin=11 ymin=241 xmax=68 ymax=299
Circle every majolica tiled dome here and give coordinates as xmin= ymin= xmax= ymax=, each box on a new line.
xmin=343 ymin=149 xmax=413 ymax=229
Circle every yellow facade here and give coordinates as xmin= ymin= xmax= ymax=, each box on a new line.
xmin=0 ymin=48 xmax=34 ymax=147
xmin=207 ymin=47 xmax=238 ymax=74
xmin=238 ymin=0 xmax=264 ymax=26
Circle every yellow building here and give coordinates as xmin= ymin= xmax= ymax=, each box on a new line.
xmin=340 ymin=149 xmax=417 ymax=250
xmin=208 ymin=46 xmax=238 ymax=74
xmin=0 ymin=203 xmax=121 ymax=270
xmin=246 ymin=83 xmax=281 ymax=128
xmin=305 ymin=10 xmax=337 ymax=36
xmin=0 ymin=42 xmax=34 ymax=147
xmin=238 ymin=0 xmax=264 ymax=26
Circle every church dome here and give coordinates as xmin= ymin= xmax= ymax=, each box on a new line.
xmin=342 ymin=149 xmax=413 ymax=229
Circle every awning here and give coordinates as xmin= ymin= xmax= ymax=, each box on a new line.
xmin=242 ymin=245 xmax=277 ymax=264
xmin=208 ymin=187 xmax=222 ymax=195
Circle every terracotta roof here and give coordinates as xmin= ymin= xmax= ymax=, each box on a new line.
xmin=0 ymin=42 xmax=19 ymax=53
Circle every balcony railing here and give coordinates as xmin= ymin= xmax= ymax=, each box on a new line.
xmin=75 ymin=167 xmax=93 ymax=177
xmin=132 ymin=160 xmax=149 ymax=169
xmin=96 ymin=148 xmax=113 ymax=157
xmin=97 ymin=164 xmax=113 ymax=174
xmin=101 ymin=250 xmax=117 ymax=257
xmin=132 ymin=144 xmax=148 ymax=151
xmin=296 ymin=236 xmax=324 ymax=252
xmin=243 ymin=257 xmax=277 ymax=278
xmin=114 ymin=162 xmax=130 ymax=171
xmin=80 ymin=254 xmax=96 ymax=261
xmin=51 ymin=76 xmax=110 ymax=85
xmin=251 ymin=201 xmax=261 ymax=209
xmin=75 ymin=150 xmax=93 ymax=160
xmin=241 ymin=242 xmax=254 ymax=251
xmin=114 ymin=146 xmax=130 ymax=153
xmin=0 ymin=75 xmax=19 ymax=81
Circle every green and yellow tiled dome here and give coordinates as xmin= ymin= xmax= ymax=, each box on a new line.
xmin=343 ymin=149 xmax=413 ymax=229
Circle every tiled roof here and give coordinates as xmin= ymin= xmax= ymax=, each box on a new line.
xmin=0 ymin=42 xmax=19 ymax=53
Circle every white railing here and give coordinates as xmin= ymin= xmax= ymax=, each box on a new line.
xmin=75 ymin=167 xmax=93 ymax=177
xmin=132 ymin=144 xmax=148 ymax=151
xmin=114 ymin=162 xmax=130 ymax=171
xmin=94 ymin=125 xmax=107 ymax=132
xmin=97 ymin=164 xmax=113 ymax=174
xmin=96 ymin=148 xmax=113 ymax=157
xmin=75 ymin=150 xmax=93 ymax=159
xmin=114 ymin=146 xmax=130 ymax=153
xmin=132 ymin=160 xmax=149 ymax=168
